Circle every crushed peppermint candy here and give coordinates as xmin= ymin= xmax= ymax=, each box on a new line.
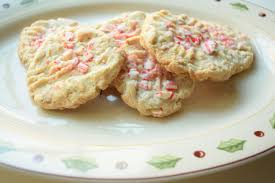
xmin=72 ymin=57 xmax=80 ymax=66
xmin=169 ymin=92 xmax=175 ymax=100
xmin=124 ymin=49 xmax=178 ymax=100
xmin=83 ymin=53 xmax=94 ymax=62
xmin=165 ymin=80 xmax=178 ymax=91
xmin=54 ymin=60 xmax=61 ymax=65
xmin=219 ymin=34 xmax=235 ymax=47
xmin=191 ymin=36 xmax=201 ymax=45
xmin=31 ymin=37 xmax=44 ymax=48
xmin=128 ymin=68 xmax=139 ymax=79
xmin=202 ymin=40 xmax=217 ymax=54
xmin=63 ymin=42 xmax=74 ymax=49
xmin=143 ymin=58 xmax=155 ymax=70
xmin=138 ymin=80 xmax=152 ymax=90
xmin=87 ymin=40 xmax=93 ymax=50
xmin=155 ymin=91 xmax=175 ymax=100
xmin=116 ymin=23 xmax=127 ymax=33
xmin=77 ymin=62 xmax=89 ymax=74
xmin=174 ymin=35 xmax=201 ymax=50
xmin=64 ymin=32 xmax=74 ymax=42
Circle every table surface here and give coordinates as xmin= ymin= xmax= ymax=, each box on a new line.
xmin=0 ymin=0 xmax=274 ymax=182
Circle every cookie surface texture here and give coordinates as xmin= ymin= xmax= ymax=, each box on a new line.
xmin=114 ymin=36 xmax=194 ymax=117
xmin=27 ymin=26 xmax=124 ymax=109
xmin=141 ymin=10 xmax=254 ymax=81
xmin=18 ymin=18 xmax=79 ymax=68
xmin=97 ymin=11 xmax=146 ymax=46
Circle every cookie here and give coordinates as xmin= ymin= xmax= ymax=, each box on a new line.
xmin=96 ymin=11 xmax=146 ymax=46
xmin=141 ymin=10 xmax=254 ymax=81
xmin=27 ymin=26 xmax=124 ymax=109
xmin=114 ymin=36 xmax=194 ymax=117
xmin=18 ymin=18 xmax=78 ymax=68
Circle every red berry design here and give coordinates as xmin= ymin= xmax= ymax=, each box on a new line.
xmin=194 ymin=150 xmax=206 ymax=158
xmin=254 ymin=131 xmax=264 ymax=137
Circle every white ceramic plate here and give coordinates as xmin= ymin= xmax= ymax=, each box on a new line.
xmin=0 ymin=0 xmax=274 ymax=182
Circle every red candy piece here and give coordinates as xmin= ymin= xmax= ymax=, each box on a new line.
xmin=31 ymin=37 xmax=44 ymax=48
xmin=64 ymin=32 xmax=74 ymax=42
xmin=169 ymin=92 xmax=175 ymax=100
xmin=72 ymin=57 xmax=80 ymax=66
xmin=64 ymin=42 xmax=74 ymax=49
xmin=175 ymin=35 xmax=184 ymax=41
xmin=165 ymin=81 xmax=177 ymax=91
xmin=138 ymin=80 xmax=151 ymax=90
xmin=191 ymin=36 xmax=201 ymax=45
xmin=77 ymin=62 xmax=89 ymax=74
xmin=202 ymin=40 xmax=217 ymax=54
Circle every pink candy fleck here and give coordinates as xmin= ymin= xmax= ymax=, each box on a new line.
xmin=72 ymin=57 xmax=80 ymax=66
xmin=115 ymin=40 xmax=125 ymax=47
xmin=84 ymin=53 xmax=94 ymax=62
xmin=113 ymin=30 xmax=139 ymax=40
xmin=113 ymin=33 xmax=127 ymax=39
xmin=165 ymin=81 xmax=177 ymax=91
xmin=54 ymin=60 xmax=61 ymax=64
xmin=31 ymin=37 xmax=44 ymax=48
xmin=174 ymin=35 xmax=200 ymax=50
xmin=64 ymin=42 xmax=74 ymax=49
xmin=169 ymin=92 xmax=175 ymax=100
xmin=175 ymin=35 xmax=184 ymax=41
xmin=144 ymin=58 xmax=155 ymax=70
xmin=77 ymin=62 xmax=89 ymax=74
xmin=138 ymin=80 xmax=152 ymax=90
xmin=87 ymin=41 xmax=93 ymax=50
xmin=191 ymin=36 xmax=201 ymax=45
xmin=64 ymin=32 xmax=74 ymax=42
xmin=202 ymin=40 xmax=217 ymax=54
xmin=219 ymin=34 xmax=235 ymax=47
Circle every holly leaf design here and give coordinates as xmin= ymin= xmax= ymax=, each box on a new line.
xmin=62 ymin=158 xmax=98 ymax=172
xmin=20 ymin=0 xmax=37 ymax=5
xmin=0 ymin=141 xmax=15 ymax=154
xmin=147 ymin=155 xmax=182 ymax=169
xmin=270 ymin=113 xmax=275 ymax=129
xmin=230 ymin=2 xmax=249 ymax=11
xmin=0 ymin=145 xmax=15 ymax=154
xmin=217 ymin=138 xmax=246 ymax=153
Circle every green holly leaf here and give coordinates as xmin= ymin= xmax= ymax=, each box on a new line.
xmin=20 ymin=0 xmax=37 ymax=5
xmin=0 ymin=145 xmax=15 ymax=154
xmin=62 ymin=158 xmax=98 ymax=172
xmin=270 ymin=113 xmax=275 ymax=129
xmin=217 ymin=138 xmax=246 ymax=153
xmin=147 ymin=155 xmax=182 ymax=169
xmin=0 ymin=141 xmax=15 ymax=154
xmin=230 ymin=2 xmax=249 ymax=11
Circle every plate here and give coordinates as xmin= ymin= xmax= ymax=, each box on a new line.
xmin=0 ymin=0 xmax=274 ymax=182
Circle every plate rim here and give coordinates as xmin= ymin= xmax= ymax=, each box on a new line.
xmin=0 ymin=0 xmax=274 ymax=181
